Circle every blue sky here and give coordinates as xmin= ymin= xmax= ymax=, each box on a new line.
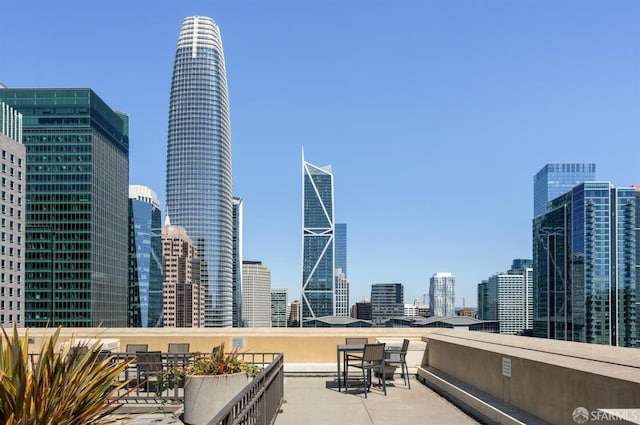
xmin=2 ymin=1 xmax=639 ymax=308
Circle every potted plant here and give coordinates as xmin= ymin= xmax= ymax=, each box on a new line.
xmin=172 ymin=343 xmax=260 ymax=425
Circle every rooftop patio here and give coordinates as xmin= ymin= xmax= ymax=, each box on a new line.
xmin=19 ymin=328 xmax=640 ymax=425
xmin=108 ymin=375 xmax=478 ymax=425
xmin=275 ymin=376 xmax=478 ymax=425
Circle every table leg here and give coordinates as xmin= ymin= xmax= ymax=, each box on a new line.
xmin=337 ymin=349 xmax=341 ymax=392
xmin=343 ymin=351 xmax=348 ymax=393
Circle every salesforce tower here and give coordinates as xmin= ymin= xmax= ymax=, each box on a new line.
xmin=166 ymin=16 xmax=233 ymax=327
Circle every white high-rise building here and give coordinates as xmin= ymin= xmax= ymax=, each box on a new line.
xmin=232 ymin=197 xmax=243 ymax=327
xmin=487 ymin=267 xmax=533 ymax=335
xmin=242 ymin=261 xmax=272 ymax=327
xmin=429 ymin=272 xmax=455 ymax=317
xmin=0 ymin=103 xmax=24 ymax=327
xmin=334 ymin=268 xmax=349 ymax=317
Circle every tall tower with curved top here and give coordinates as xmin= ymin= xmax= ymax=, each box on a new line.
xmin=166 ymin=16 xmax=233 ymax=327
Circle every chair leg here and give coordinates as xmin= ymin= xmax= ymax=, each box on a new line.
xmin=381 ymin=366 xmax=386 ymax=396
xmin=363 ymin=368 xmax=368 ymax=398
xmin=405 ymin=362 xmax=411 ymax=389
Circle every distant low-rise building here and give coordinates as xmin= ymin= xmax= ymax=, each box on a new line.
xmin=352 ymin=300 xmax=372 ymax=320
xmin=271 ymin=288 xmax=288 ymax=328
xmin=371 ymin=283 xmax=404 ymax=325
xmin=288 ymin=300 xmax=301 ymax=327
xmin=457 ymin=307 xmax=477 ymax=319
xmin=303 ymin=316 xmax=373 ymax=328
xmin=385 ymin=316 xmax=498 ymax=332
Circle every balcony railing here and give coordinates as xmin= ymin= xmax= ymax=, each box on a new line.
xmin=60 ymin=351 xmax=284 ymax=409
xmin=207 ymin=352 xmax=284 ymax=425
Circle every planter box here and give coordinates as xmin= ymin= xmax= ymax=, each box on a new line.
xmin=183 ymin=372 xmax=251 ymax=425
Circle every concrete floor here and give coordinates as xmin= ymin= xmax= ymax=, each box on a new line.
xmin=275 ymin=376 xmax=479 ymax=425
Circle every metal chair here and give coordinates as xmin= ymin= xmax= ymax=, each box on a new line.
xmin=344 ymin=338 xmax=368 ymax=367
xmin=136 ymin=351 xmax=164 ymax=393
xmin=345 ymin=337 xmax=368 ymax=346
xmin=125 ymin=343 xmax=148 ymax=353
xmin=212 ymin=344 xmax=222 ymax=357
xmin=346 ymin=343 xmax=386 ymax=397
xmin=385 ymin=339 xmax=411 ymax=388
xmin=168 ymin=342 xmax=190 ymax=353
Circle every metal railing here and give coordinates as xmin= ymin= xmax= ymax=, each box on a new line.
xmin=96 ymin=351 xmax=283 ymax=407
xmin=206 ymin=352 xmax=284 ymax=425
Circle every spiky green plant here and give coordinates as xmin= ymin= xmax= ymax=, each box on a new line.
xmin=184 ymin=343 xmax=260 ymax=377
xmin=0 ymin=325 xmax=135 ymax=425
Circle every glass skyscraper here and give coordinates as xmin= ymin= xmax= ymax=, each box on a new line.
xmin=429 ymin=272 xmax=456 ymax=317
xmin=335 ymin=223 xmax=347 ymax=276
xmin=166 ymin=16 xmax=233 ymax=327
xmin=533 ymin=182 xmax=637 ymax=346
xmin=302 ymin=158 xmax=335 ymax=324
xmin=533 ymin=163 xmax=596 ymax=216
xmin=0 ymin=88 xmax=129 ymax=327
xmin=128 ymin=185 xmax=163 ymax=327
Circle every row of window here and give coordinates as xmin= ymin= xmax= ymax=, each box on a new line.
xmin=0 ymin=151 xmax=22 ymax=166
xmin=0 ymin=219 xmax=20 ymax=231
xmin=0 ymin=315 xmax=20 ymax=324
xmin=0 ymin=301 xmax=20 ymax=310
xmin=0 ymin=286 xmax=21 ymax=296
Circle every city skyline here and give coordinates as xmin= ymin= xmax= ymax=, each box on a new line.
xmin=2 ymin=1 xmax=638 ymax=308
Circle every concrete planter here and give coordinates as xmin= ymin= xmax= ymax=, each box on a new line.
xmin=375 ymin=365 xmax=398 ymax=380
xmin=183 ymin=372 xmax=251 ymax=425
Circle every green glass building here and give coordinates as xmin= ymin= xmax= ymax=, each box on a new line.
xmin=533 ymin=182 xmax=637 ymax=346
xmin=0 ymin=89 xmax=129 ymax=327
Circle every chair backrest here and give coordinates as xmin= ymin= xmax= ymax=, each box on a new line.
xmin=362 ymin=343 xmax=386 ymax=363
xmin=212 ymin=344 xmax=222 ymax=356
xmin=136 ymin=351 xmax=163 ymax=373
xmin=400 ymin=338 xmax=410 ymax=354
xmin=345 ymin=337 xmax=368 ymax=346
xmin=168 ymin=343 xmax=190 ymax=353
xmin=125 ymin=343 xmax=148 ymax=353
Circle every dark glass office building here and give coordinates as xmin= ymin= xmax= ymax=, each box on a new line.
xmin=0 ymin=88 xmax=129 ymax=327
xmin=533 ymin=182 xmax=637 ymax=346
xmin=166 ymin=16 xmax=234 ymax=327
xmin=371 ymin=283 xmax=404 ymax=325
xmin=533 ymin=163 xmax=596 ymax=217
xmin=128 ymin=185 xmax=163 ymax=327
xmin=335 ymin=223 xmax=347 ymax=276
xmin=302 ymin=159 xmax=335 ymax=324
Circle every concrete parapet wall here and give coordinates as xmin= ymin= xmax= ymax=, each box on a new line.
xmin=421 ymin=330 xmax=640 ymax=425
xmin=16 ymin=327 xmax=431 ymax=365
